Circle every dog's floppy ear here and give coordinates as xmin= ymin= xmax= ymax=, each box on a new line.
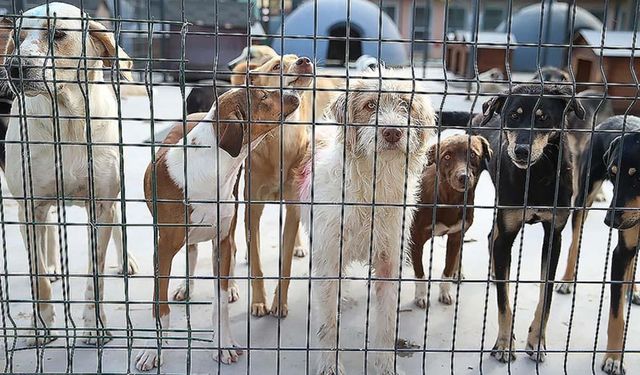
xmin=327 ymin=92 xmax=361 ymax=156
xmin=88 ymin=20 xmax=133 ymax=81
xmin=603 ymin=135 xmax=622 ymax=168
xmin=480 ymin=95 xmax=505 ymax=126
xmin=217 ymin=104 xmax=245 ymax=158
xmin=1 ymin=17 xmax=14 ymax=65
xmin=476 ymin=135 xmax=493 ymax=170
xmin=426 ymin=143 xmax=438 ymax=166
xmin=549 ymin=85 xmax=586 ymax=121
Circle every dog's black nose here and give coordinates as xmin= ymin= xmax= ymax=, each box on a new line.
xmin=7 ymin=58 xmax=31 ymax=80
xmin=604 ymin=209 xmax=622 ymax=228
xmin=383 ymin=128 xmax=401 ymax=143
xmin=296 ymin=57 xmax=311 ymax=66
xmin=457 ymin=173 xmax=468 ymax=185
xmin=514 ymin=144 xmax=530 ymax=160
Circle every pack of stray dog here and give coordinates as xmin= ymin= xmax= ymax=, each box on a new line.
xmin=1 ymin=3 xmax=638 ymax=375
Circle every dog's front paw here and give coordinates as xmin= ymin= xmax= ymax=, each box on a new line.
xmin=251 ymin=302 xmax=269 ymax=317
xmin=555 ymin=282 xmax=574 ymax=295
xmin=119 ymin=255 xmax=140 ymax=275
xmin=26 ymin=308 xmax=56 ymax=346
xmin=212 ymin=335 xmax=243 ymax=364
xmin=294 ymin=245 xmax=307 ymax=257
xmin=135 ymin=348 xmax=162 ymax=371
xmin=228 ymin=282 xmax=240 ymax=303
xmin=316 ymin=361 xmax=345 ymax=375
xmin=83 ymin=329 xmax=112 ymax=346
xmin=270 ymin=302 xmax=288 ymax=318
xmin=602 ymin=354 xmax=625 ymax=375
xmin=525 ymin=333 xmax=546 ymax=363
xmin=438 ymin=280 xmax=454 ymax=305
xmin=414 ymin=281 xmax=428 ymax=309
xmin=491 ymin=335 xmax=516 ymax=363
xmin=172 ymin=281 xmax=193 ymax=301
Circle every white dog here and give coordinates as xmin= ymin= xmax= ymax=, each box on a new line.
xmin=3 ymin=3 xmax=133 ymax=345
xmin=301 ymin=73 xmax=435 ymax=375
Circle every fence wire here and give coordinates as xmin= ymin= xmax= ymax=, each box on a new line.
xmin=0 ymin=0 xmax=638 ymax=374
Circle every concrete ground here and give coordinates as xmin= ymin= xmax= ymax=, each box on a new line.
xmin=0 ymin=67 xmax=638 ymax=374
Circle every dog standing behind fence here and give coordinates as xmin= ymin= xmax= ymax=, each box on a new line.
xmin=2 ymin=3 xmax=133 ymax=345
xmin=301 ymin=72 xmax=435 ymax=375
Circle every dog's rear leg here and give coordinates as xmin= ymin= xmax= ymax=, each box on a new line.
xmin=246 ymin=202 xmax=269 ymax=316
xmin=490 ymin=213 xmax=519 ymax=363
xmin=557 ymin=181 xmax=602 ymax=294
xmin=526 ymin=220 xmax=564 ymax=363
xmin=602 ymin=228 xmax=639 ymax=375
xmin=135 ymin=228 xmax=182 ymax=371
xmin=112 ymin=206 xmax=139 ymax=275
xmin=82 ymin=202 xmax=114 ymax=345
xmin=410 ymin=220 xmax=430 ymax=309
xmin=271 ymin=204 xmax=300 ymax=318
xmin=439 ymin=232 xmax=462 ymax=305
xmin=624 ymin=266 xmax=640 ymax=305
xmin=212 ymin=234 xmax=243 ymax=364
xmin=22 ymin=205 xmax=56 ymax=346
xmin=172 ymin=244 xmax=198 ymax=301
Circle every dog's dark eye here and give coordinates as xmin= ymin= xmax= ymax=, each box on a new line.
xmin=272 ymin=63 xmax=280 ymax=71
xmin=53 ymin=30 xmax=66 ymax=40
xmin=538 ymin=114 xmax=548 ymax=121
xmin=366 ymin=100 xmax=376 ymax=110
xmin=261 ymin=91 xmax=269 ymax=100
xmin=470 ymin=151 xmax=478 ymax=159
xmin=443 ymin=153 xmax=451 ymax=161
xmin=510 ymin=112 xmax=519 ymax=120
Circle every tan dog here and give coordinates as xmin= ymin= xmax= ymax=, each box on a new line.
xmin=135 ymin=88 xmax=300 ymax=371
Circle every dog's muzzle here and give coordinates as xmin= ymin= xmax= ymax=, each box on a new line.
xmin=605 ymin=209 xmax=640 ymax=230
xmin=6 ymin=57 xmax=44 ymax=96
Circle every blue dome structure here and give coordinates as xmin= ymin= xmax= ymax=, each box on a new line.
xmin=496 ymin=2 xmax=603 ymax=71
xmin=272 ymin=0 xmax=409 ymax=66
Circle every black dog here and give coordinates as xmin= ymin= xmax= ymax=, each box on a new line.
xmin=474 ymin=84 xmax=585 ymax=363
xmin=558 ymin=115 xmax=640 ymax=375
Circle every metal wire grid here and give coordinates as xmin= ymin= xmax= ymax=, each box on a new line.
xmin=0 ymin=0 xmax=637 ymax=374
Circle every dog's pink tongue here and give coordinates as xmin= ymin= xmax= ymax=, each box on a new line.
xmin=297 ymin=158 xmax=312 ymax=202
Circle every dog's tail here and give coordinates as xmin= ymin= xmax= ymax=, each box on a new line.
xmin=435 ymin=111 xmax=476 ymax=132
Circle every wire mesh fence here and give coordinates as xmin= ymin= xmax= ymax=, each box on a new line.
xmin=0 ymin=0 xmax=638 ymax=374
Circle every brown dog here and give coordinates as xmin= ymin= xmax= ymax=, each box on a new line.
xmin=410 ymin=134 xmax=492 ymax=307
xmin=135 ymin=88 xmax=300 ymax=371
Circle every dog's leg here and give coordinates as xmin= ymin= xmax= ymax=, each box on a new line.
xmin=271 ymin=203 xmax=300 ymax=318
xmin=410 ymin=214 xmax=430 ymax=309
xmin=45 ymin=210 xmax=61 ymax=282
xmin=293 ymin=223 xmax=307 ymax=257
xmin=558 ymin=181 xmax=602 ymax=294
xmin=135 ymin=228 xmax=182 ymax=371
xmin=112 ymin=205 xmax=139 ymax=275
xmin=22 ymin=205 xmax=57 ymax=346
xmin=439 ymin=231 xmax=462 ymax=305
xmin=226 ymin=175 xmax=240 ymax=303
xmin=211 ymin=234 xmax=243 ymax=364
xmin=372 ymin=251 xmax=403 ymax=375
xmin=625 ymin=266 xmax=640 ymax=305
xmin=602 ymin=228 xmax=639 ymax=375
xmin=526 ymin=220 xmax=564 ymax=363
xmin=490 ymin=212 xmax=520 ymax=363
xmin=82 ymin=202 xmax=114 ymax=345
xmin=172 ymin=244 xmax=198 ymax=301
xmin=314 ymin=236 xmax=344 ymax=375
xmin=246 ymin=202 xmax=269 ymax=316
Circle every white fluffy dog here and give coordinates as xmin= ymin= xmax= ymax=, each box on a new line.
xmin=300 ymin=73 xmax=435 ymax=375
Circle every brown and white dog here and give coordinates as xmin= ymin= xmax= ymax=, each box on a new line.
xmin=302 ymin=73 xmax=435 ymax=375
xmin=3 ymin=2 xmax=133 ymax=345
xmin=135 ymin=87 xmax=300 ymax=371
xmin=410 ymin=134 xmax=492 ymax=307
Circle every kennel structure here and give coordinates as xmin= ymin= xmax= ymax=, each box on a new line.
xmin=572 ymin=30 xmax=640 ymax=115
xmin=445 ymin=31 xmax=516 ymax=77
xmin=272 ymin=0 xmax=409 ymax=66
xmin=496 ymin=2 xmax=602 ymax=72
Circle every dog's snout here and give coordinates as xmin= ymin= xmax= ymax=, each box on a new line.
xmin=604 ymin=209 xmax=621 ymax=228
xmin=8 ymin=58 xmax=27 ymax=80
xmin=282 ymin=93 xmax=300 ymax=113
xmin=457 ymin=173 xmax=468 ymax=185
xmin=514 ymin=144 xmax=530 ymax=160
xmin=296 ymin=57 xmax=311 ymax=66
xmin=382 ymin=128 xmax=402 ymax=143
